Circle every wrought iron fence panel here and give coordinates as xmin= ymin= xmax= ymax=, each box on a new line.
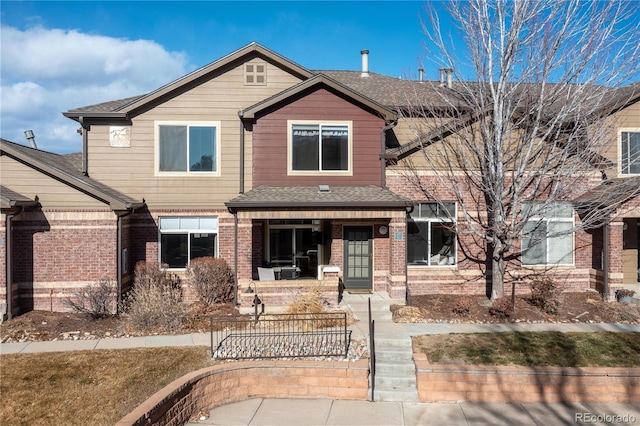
xmin=210 ymin=312 xmax=350 ymax=360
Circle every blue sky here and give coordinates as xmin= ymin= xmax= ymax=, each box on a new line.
xmin=1 ymin=1 xmax=439 ymax=153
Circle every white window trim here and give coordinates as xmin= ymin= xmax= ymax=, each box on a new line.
xmin=521 ymin=206 xmax=575 ymax=267
xmin=408 ymin=202 xmax=457 ymax=268
xmin=287 ymin=120 xmax=353 ymax=176
xmin=158 ymin=216 xmax=219 ymax=270
xmin=154 ymin=121 xmax=221 ymax=177
xmin=619 ymin=128 xmax=640 ymax=176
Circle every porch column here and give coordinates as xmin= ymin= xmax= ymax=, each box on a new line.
xmin=237 ymin=217 xmax=254 ymax=286
xmin=387 ymin=215 xmax=407 ymax=300
xmin=606 ymin=219 xmax=625 ymax=300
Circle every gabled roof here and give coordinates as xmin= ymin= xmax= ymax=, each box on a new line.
xmin=239 ymin=73 xmax=397 ymax=122
xmin=226 ymin=185 xmax=413 ymax=211
xmin=0 ymin=185 xmax=39 ymax=209
xmin=64 ymin=42 xmax=314 ymax=121
xmin=0 ymin=139 xmax=145 ymax=210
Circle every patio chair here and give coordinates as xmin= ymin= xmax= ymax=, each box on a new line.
xmin=280 ymin=266 xmax=298 ymax=280
xmin=257 ymin=267 xmax=276 ymax=281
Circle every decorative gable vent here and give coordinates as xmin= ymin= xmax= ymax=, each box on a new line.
xmin=245 ymin=62 xmax=266 ymax=85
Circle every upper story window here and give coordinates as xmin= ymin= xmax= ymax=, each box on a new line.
xmin=522 ymin=202 xmax=574 ymax=266
xmin=408 ymin=202 xmax=456 ymax=266
xmin=288 ymin=121 xmax=351 ymax=174
xmin=621 ymin=130 xmax=640 ymax=175
xmin=245 ymin=62 xmax=266 ymax=85
xmin=156 ymin=121 xmax=220 ymax=175
xmin=159 ymin=216 xmax=218 ymax=269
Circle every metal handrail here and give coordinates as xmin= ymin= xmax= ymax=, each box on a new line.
xmin=368 ymin=298 xmax=376 ymax=402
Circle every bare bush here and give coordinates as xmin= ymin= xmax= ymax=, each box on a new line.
xmin=123 ymin=262 xmax=185 ymax=331
xmin=65 ymin=278 xmax=116 ymax=319
xmin=489 ymin=296 xmax=513 ymax=318
xmin=286 ymin=285 xmax=338 ymax=330
xmin=452 ymin=296 xmax=474 ymax=317
xmin=529 ymin=278 xmax=561 ymax=314
xmin=186 ymin=257 xmax=234 ymax=305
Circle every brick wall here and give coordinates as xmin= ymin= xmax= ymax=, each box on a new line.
xmin=116 ymin=359 xmax=369 ymax=426
xmin=415 ymin=353 xmax=640 ymax=403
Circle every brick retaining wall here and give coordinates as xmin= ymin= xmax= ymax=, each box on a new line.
xmin=116 ymin=359 xmax=369 ymax=426
xmin=414 ymin=353 xmax=640 ymax=403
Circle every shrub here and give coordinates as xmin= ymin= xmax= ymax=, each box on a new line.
xmin=489 ymin=296 xmax=513 ymax=318
xmin=186 ymin=257 xmax=234 ymax=305
xmin=286 ymin=285 xmax=337 ymax=330
xmin=65 ymin=278 xmax=116 ymax=319
xmin=122 ymin=262 xmax=185 ymax=331
xmin=529 ymin=278 xmax=561 ymax=314
xmin=452 ymin=296 xmax=474 ymax=317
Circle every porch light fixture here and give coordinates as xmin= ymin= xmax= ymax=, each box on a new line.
xmin=318 ymin=184 xmax=331 ymax=193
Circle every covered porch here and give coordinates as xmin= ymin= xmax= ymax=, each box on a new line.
xmin=226 ymin=186 xmax=413 ymax=310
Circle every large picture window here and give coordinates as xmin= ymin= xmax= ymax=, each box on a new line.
xmin=407 ymin=202 xmax=456 ymax=266
xmin=159 ymin=217 xmax=218 ymax=269
xmin=157 ymin=122 xmax=219 ymax=174
xmin=267 ymin=219 xmax=320 ymax=278
xmin=621 ymin=130 xmax=640 ymax=175
xmin=289 ymin=122 xmax=350 ymax=173
xmin=522 ymin=203 xmax=574 ymax=266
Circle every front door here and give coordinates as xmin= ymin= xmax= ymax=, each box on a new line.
xmin=343 ymin=226 xmax=373 ymax=291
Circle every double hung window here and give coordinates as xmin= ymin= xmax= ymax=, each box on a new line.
xmin=621 ymin=130 xmax=640 ymax=175
xmin=521 ymin=203 xmax=574 ymax=265
xmin=407 ymin=202 xmax=456 ymax=266
xmin=156 ymin=122 xmax=219 ymax=174
xmin=159 ymin=217 xmax=218 ymax=269
xmin=289 ymin=121 xmax=351 ymax=173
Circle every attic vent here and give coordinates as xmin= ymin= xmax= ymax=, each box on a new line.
xmin=318 ymin=185 xmax=331 ymax=193
xmin=245 ymin=62 xmax=266 ymax=86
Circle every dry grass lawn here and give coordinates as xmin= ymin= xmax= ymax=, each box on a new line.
xmin=414 ymin=331 xmax=640 ymax=367
xmin=0 ymin=347 xmax=214 ymax=426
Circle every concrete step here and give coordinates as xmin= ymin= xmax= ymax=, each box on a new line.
xmin=375 ymin=349 xmax=414 ymax=362
xmin=374 ymin=336 xmax=413 ymax=350
xmin=349 ymin=310 xmax=393 ymax=322
xmin=374 ymin=387 xmax=419 ymax=402
xmin=374 ymin=361 xmax=416 ymax=376
xmin=374 ymin=374 xmax=416 ymax=388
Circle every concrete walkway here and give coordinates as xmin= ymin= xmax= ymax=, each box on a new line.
xmin=187 ymin=398 xmax=640 ymax=426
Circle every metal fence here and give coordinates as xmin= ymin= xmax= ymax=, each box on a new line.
xmin=210 ymin=312 xmax=350 ymax=360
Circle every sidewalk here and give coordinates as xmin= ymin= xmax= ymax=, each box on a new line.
xmin=2 ymin=322 xmax=639 ymax=354
xmin=187 ymin=398 xmax=640 ymax=426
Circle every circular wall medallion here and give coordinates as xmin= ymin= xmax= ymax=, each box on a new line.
xmin=379 ymin=225 xmax=388 ymax=235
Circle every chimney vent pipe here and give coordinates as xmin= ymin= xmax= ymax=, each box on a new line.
xmin=418 ymin=68 xmax=424 ymax=82
xmin=439 ymin=68 xmax=454 ymax=88
xmin=360 ymin=49 xmax=370 ymax=77
xmin=24 ymin=130 xmax=37 ymax=149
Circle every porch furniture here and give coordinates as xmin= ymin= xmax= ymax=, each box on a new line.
xmin=279 ymin=266 xmax=299 ymax=280
xmin=257 ymin=267 xmax=276 ymax=281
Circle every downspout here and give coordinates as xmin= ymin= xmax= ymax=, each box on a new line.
xmin=116 ymin=208 xmax=136 ymax=313
xmin=380 ymin=120 xmax=397 ymax=189
xmin=5 ymin=206 xmax=25 ymax=320
xmin=79 ymin=116 xmax=90 ymax=176
xmin=239 ymin=119 xmax=245 ymax=194
xmin=229 ymin=208 xmax=239 ymax=306
xmin=603 ymin=224 xmax=610 ymax=301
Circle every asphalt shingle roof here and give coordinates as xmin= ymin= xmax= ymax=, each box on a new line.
xmin=0 ymin=185 xmax=38 ymax=209
xmin=0 ymin=139 xmax=144 ymax=209
xmin=226 ymin=185 xmax=413 ymax=210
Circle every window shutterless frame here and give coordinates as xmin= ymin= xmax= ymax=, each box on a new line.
xmin=287 ymin=120 xmax=353 ymax=176
xmin=619 ymin=128 xmax=640 ymax=176
xmin=154 ymin=121 xmax=221 ymax=176
xmin=158 ymin=216 xmax=219 ymax=269
xmin=521 ymin=202 xmax=574 ymax=266
xmin=407 ymin=202 xmax=457 ymax=267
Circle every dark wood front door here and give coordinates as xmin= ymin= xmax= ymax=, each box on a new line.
xmin=343 ymin=226 xmax=373 ymax=290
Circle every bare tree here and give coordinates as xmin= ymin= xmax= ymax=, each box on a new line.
xmin=396 ymin=0 xmax=640 ymax=299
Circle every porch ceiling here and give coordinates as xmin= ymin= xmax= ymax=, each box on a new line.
xmin=226 ymin=185 xmax=413 ymax=213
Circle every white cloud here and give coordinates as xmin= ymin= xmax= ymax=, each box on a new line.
xmin=0 ymin=25 xmax=190 ymax=153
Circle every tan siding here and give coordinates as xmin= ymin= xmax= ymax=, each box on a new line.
xmin=86 ymin=59 xmax=303 ymax=209
xmin=0 ymin=156 xmax=107 ymax=209
xmin=606 ymin=102 xmax=640 ymax=178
